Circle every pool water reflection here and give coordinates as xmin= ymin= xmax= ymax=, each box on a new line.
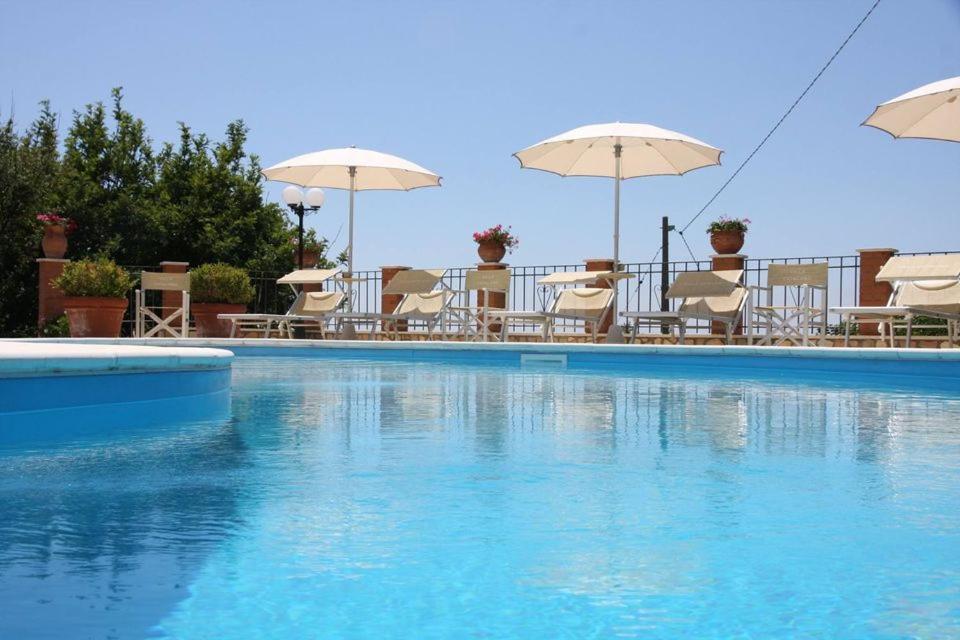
xmin=2 ymin=357 xmax=959 ymax=638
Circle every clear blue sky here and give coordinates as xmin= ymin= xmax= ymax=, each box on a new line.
xmin=3 ymin=0 xmax=958 ymax=269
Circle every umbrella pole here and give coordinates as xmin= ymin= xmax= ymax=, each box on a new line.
xmin=348 ymin=166 xmax=356 ymax=312
xmin=613 ymin=142 xmax=622 ymax=272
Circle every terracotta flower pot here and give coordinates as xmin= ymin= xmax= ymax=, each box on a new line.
xmin=477 ymin=241 xmax=506 ymax=264
xmin=192 ymin=302 xmax=247 ymax=337
xmin=41 ymin=224 xmax=68 ymax=259
xmin=63 ymin=297 xmax=128 ymax=337
xmin=301 ymin=249 xmax=319 ymax=268
xmin=710 ymin=230 xmax=745 ymax=255
xmin=292 ymin=248 xmax=320 ymax=269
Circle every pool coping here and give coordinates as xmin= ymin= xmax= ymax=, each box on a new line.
xmin=0 ymin=341 xmax=234 ymax=378
xmin=14 ymin=336 xmax=960 ymax=362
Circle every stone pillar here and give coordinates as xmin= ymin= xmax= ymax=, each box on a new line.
xmin=381 ymin=265 xmax=411 ymax=332
xmin=710 ymin=254 xmax=746 ymax=335
xmin=37 ymin=258 xmax=69 ymax=328
xmin=159 ymin=261 xmax=189 ymax=319
xmin=857 ymin=248 xmax=897 ymax=336
xmin=476 ymin=262 xmax=508 ymax=333
xmin=584 ymin=258 xmax=615 ymax=336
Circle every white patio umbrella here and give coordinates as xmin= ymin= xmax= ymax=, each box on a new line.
xmin=514 ymin=122 xmax=722 ymax=270
xmin=863 ymin=76 xmax=960 ymax=142
xmin=262 ymin=147 xmax=442 ymax=285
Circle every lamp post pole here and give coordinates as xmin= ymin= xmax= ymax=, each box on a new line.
xmin=294 ymin=202 xmax=306 ymax=270
xmin=281 ymin=186 xmax=326 ymax=339
xmin=282 ymin=186 xmax=326 ymax=271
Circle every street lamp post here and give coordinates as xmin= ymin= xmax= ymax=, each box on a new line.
xmin=281 ymin=186 xmax=326 ymax=269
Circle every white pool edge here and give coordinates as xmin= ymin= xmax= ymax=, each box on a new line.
xmin=0 ymin=340 xmax=234 ymax=377
xmin=14 ymin=337 xmax=960 ymax=362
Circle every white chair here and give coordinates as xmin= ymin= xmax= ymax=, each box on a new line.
xmin=451 ymin=269 xmax=511 ymax=342
xmin=750 ymin=263 xmax=828 ymax=346
xmin=135 ymin=271 xmax=190 ymax=338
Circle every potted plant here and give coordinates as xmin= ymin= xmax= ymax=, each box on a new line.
xmin=52 ymin=258 xmax=135 ymax=337
xmin=472 ymin=225 xmax=519 ymax=263
xmin=37 ymin=212 xmax=77 ymax=259
xmin=190 ymin=263 xmax=255 ymax=337
xmin=291 ymin=229 xmax=331 ymax=269
xmin=707 ymin=216 xmax=750 ymax=255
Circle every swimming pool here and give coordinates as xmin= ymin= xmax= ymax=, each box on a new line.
xmin=2 ymin=351 xmax=959 ymax=638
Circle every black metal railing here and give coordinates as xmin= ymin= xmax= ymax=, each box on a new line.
xmin=121 ymin=250 xmax=956 ymax=338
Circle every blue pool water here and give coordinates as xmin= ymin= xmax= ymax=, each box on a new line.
xmin=2 ymin=355 xmax=960 ymax=638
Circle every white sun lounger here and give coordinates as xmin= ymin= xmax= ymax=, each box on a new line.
xmin=488 ymin=271 xmax=630 ymax=342
xmin=332 ymin=269 xmax=454 ymax=340
xmin=219 ymin=268 xmax=344 ymax=338
xmin=622 ymin=270 xmax=748 ymax=344
xmin=831 ymin=254 xmax=960 ymax=347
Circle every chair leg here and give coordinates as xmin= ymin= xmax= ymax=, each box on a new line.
xmin=844 ymin=316 xmax=851 ymax=348
xmin=905 ymin=317 xmax=913 ymax=349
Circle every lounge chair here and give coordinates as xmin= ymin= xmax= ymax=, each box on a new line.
xmin=831 ymin=254 xmax=960 ymax=347
xmin=488 ymin=271 xmax=629 ymax=342
xmin=219 ymin=268 xmax=344 ymax=338
xmin=333 ymin=269 xmax=455 ymax=340
xmin=450 ymin=269 xmax=512 ymax=342
xmin=749 ymin=263 xmax=828 ymax=346
xmin=622 ymin=270 xmax=748 ymax=344
xmin=135 ymin=271 xmax=190 ymax=338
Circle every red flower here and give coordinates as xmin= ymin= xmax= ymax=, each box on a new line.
xmin=472 ymin=225 xmax=519 ymax=252
xmin=37 ymin=213 xmax=78 ymax=234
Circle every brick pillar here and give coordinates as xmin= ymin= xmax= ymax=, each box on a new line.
xmin=710 ymin=254 xmax=746 ymax=335
xmin=584 ymin=258 xmax=615 ymax=336
xmin=477 ymin=262 xmax=508 ymax=333
xmin=37 ymin=258 xmax=69 ymax=328
xmin=857 ymin=248 xmax=897 ymax=336
xmin=381 ymin=265 xmax=411 ymax=332
xmin=159 ymin=261 xmax=189 ymax=319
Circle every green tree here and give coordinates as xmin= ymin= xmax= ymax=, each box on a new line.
xmin=0 ymin=101 xmax=60 ymax=335
xmin=58 ymin=88 xmax=163 ymax=263
xmin=0 ymin=89 xmax=338 ymax=336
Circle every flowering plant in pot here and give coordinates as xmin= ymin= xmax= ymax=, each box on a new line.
xmin=52 ymin=258 xmax=135 ymax=337
xmin=707 ymin=216 xmax=750 ymax=255
xmin=190 ymin=263 xmax=255 ymax=337
xmin=472 ymin=225 xmax=519 ymax=263
xmin=37 ymin=212 xmax=78 ymax=259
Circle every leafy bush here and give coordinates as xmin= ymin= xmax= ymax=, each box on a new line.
xmin=39 ymin=315 xmax=71 ymax=337
xmin=895 ymin=315 xmax=947 ymax=337
xmin=707 ymin=216 xmax=751 ymax=234
xmin=190 ymin=263 xmax=254 ymax=305
xmin=52 ymin=258 xmax=135 ymax=298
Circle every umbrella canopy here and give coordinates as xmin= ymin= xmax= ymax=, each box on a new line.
xmin=262 ymin=147 xmax=441 ymax=190
xmin=262 ymin=147 xmax=440 ymax=309
xmin=514 ymin=122 xmax=722 ymax=269
xmin=863 ymin=76 xmax=960 ymax=143
xmin=515 ymin=122 xmax=722 ymax=178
